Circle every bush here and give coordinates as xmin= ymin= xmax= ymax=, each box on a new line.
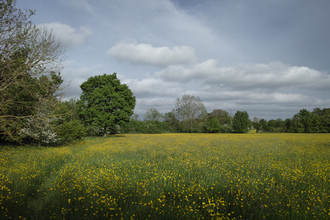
xmin=206 ymin=118 xmax=221 ymax=133
xmin=125 ymin=120 xmax=176 ymax=134
xmin=58 ymin=120 xmax=87 ymax=144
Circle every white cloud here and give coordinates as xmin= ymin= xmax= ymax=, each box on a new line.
xmin=38 ymin=23 xmax=92 ymax=48
xmin=155 ymin=61 xmax=330 ymax=90
xmin=107 ymin=42 xmax=196 ymax=67
xmin=61 ymin=63 xmax=103 ymax=98
xmin=123 ymin=78 xmax=182 ymax=98
xmin=185 ymin=86 xmax=327 ymax=111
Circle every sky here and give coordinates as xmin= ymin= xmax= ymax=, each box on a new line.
xmin=17 ymin=0 xmax=330 ymax=120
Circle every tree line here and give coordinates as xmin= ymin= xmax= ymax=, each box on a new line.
xmin=125 ymin=96 xmax=250 ymax=134
xmin=126 ymin=101 xmax=330 ymax=135
xmin=252 ymin=108 xmax=330 ymax=133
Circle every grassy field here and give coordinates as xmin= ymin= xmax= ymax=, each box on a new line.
xmin=1 ymin=133 xmax=330 ymax=219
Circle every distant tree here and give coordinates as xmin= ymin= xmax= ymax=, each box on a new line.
xmin=275 ymin=118 xmax=286 ymax=132
xmin=290 ymin=115 xmax=304 ymax=133
xmin=233 ymin=111 xmax=250 ymax=133
xmin=293 ymin=109 xmax=320 ymax=133
xmin=285 ymin=118 xmax=294 ymax=132
xmin=130 ymin=114 xmax=140 ymax=121
xmin=77 ymin=73 xmax=136 ymax=136
xmin=174 ymin=94 xmax=207 ymax=132
xmin=206 ymin=117 xmax=221 ymax=133
xmin=144 ymin=108 xmax=163 ymax=121
xmin=275 ymin=118 xmax=284 ymax=127
xmin=164 ymin=111 xmax=181 ymax=132
xmin=259 ymin=119 xmax=268 ymax=132
xmin=321 ymin=108 xmax=330 ymax=132
xmin=209 ymin=109 xmax=231 ymax=125
xmin=251 ymin=117 xmax=261 ymax=132
xmin=268 ymin=119 xmax=276 ymax=132
xmin=313 ymin=108 xmax=330 ymax=133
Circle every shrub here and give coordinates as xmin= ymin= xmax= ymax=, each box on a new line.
xmin=206 ymin=117 xmax=221 ymax=133
xmin=58 ymin=120 xmax=87 ymax=144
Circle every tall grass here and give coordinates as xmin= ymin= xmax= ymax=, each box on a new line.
xmin=1 ymin=133 xmax=330 ymax=219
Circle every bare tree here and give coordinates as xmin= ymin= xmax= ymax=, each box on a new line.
xmin=144 ymin=108 xmax=163 ymax=121
xmin=174 ymin=94 xmax=207 ymax=132
xmin=130 ymin=113 xmax=139 ymax=121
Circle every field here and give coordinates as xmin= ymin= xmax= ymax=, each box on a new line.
xmin=1 ymin=133 xmax=330 ymax=219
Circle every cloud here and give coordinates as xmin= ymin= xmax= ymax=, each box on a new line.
xmin=186 ymin=86 xmax=312 ymax=104
xmin=107 ymin=42 xmax=196 ymax=67
xmin=155 ymin=61 xmax=330 ymax=90
xmin=38 ymin=23 xmax=92 ymax=48
xmin=61 ymin=63 xmax=103 ymax=99
xmin=184 ymin=85 xmax=329 ymax=117
xmin=123 ymin=78 xmax=182 ymax=98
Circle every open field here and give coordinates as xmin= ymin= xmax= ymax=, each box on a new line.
xmin=1 ymin=134 xmax=330 ymax=219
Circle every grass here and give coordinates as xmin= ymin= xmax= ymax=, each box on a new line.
xmin=1 ymin=133 xmax=330 ymax=219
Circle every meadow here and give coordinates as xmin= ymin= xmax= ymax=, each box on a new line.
xmin=1 ymin=133 xmax=330 ymax=220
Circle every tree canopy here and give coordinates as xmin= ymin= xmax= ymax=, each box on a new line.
xmin=233 ymin=111 xmax=250 ymax=133
xmin=206 ymin=117 xmax=221 ymax=133
xmin=77 ymin=73 xmax=136 ymax=136
xmin=0 ymin=0 xmax=65 ymax=143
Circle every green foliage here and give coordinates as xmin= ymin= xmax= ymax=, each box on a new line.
xmin=58 ymin=120 xmax=87 ymax=144
xmin=164 ymin=111 xmax=182 ymax=132
xmin=54 ymin=98 xmax=80 ymax=122
xmin=209 ymin=109 xmax=231 ymax=125
xmin=233 ymin=111 xmax=250 ymax=133
xmin=206 ymin=117 xmax=221 ymax=133
xmin=289 ymin=109 xmax=320 ymax=133
xmin=125 ymin=119 xmax=175 ymax=134
xmin=251 ymin=117 xmax=261 ymax=132
xmin=0 ymin=0 xmax=65 ymax=143
xmin=77 ymin=73 xmax=136 ymax=136
xmin=314 ymin=108 xmax=330 ymax=133
xmin=259 ymin=119 xmax=268 ymax=132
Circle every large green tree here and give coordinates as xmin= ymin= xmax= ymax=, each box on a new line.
xmin=77 ymin=73 xmax=136 ymax=136
xmin=233 ymin=111 xmax=250 ymax=133
xmin=292 ymin=109 xmax=320 ymax=133
xmin=0 ymin=0 xmax=65 ymax=143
